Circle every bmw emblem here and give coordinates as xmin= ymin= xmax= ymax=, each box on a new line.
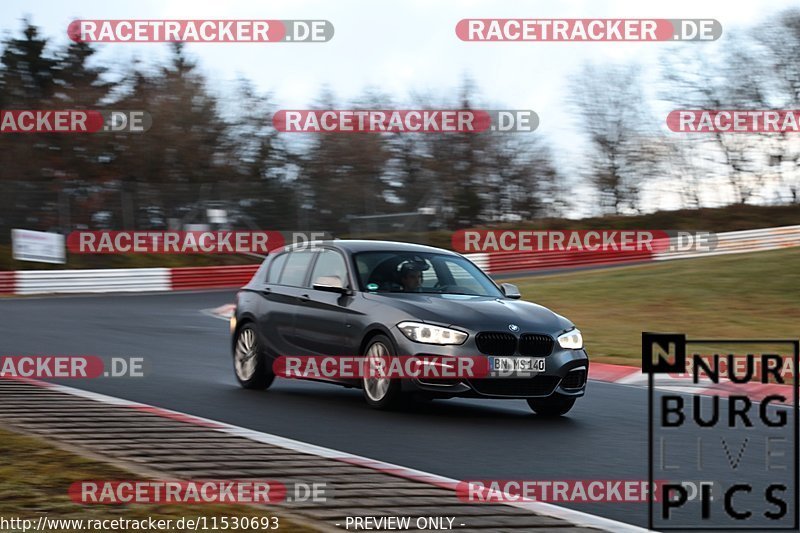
xmin=508 ymin=324 xmax=520 ymax=332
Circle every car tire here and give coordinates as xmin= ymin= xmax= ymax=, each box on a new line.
xmin=361 ymin=334 xmax=404 ymax=410
xmin=527 ymin=394 xmax=576 ymax=417
xmin=233 ymin=323 xmax=275 ymax=390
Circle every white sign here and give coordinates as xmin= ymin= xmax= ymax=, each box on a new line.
xmin=12 ymin=229 xmax=66 ymax=264
xmin=207 ymin=209 xmax=228 ymax=224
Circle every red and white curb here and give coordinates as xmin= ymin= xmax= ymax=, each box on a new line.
xmin=7 ymin=375 xmax=650 ymax=533
xmin=591 ymin=362 xmax=794 ymax=404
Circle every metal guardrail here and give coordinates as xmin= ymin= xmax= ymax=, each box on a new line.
xmin=171 ymin=265 xmax=259 ymax=290
xmin=465 ymin=252 xmax=489 ymax=270
xmin=485 ymin=249 xmax=653 ymax=274
xmin=479 ymin=225 xmax=800 ymax=274
xmin=15 ymin=268 xmax=170 ymax=295
xmin=654 ymin=224 xmax=800 ymax=261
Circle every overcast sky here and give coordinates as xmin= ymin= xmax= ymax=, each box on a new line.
xmin=4 ymin=0 xmax=798 ymax=212
xmin=6 ymin=1 xmax=794 ymax=108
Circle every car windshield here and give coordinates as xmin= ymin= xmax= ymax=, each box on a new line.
xmin=353 ymin=251 xmax=503 ymax=297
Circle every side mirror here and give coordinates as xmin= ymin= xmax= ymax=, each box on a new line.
xmin=500 ymin=283 xmax=521 ymax=299
xmin=313 ymin=275 xmax=350 ymax=295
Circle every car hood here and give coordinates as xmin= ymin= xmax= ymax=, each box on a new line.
xmin=363 ymin=293 xmax=572 ymax=334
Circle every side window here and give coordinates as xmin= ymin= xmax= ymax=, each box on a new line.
xmin=266 ymin=253 xmax=288 ymax=284
xmin=310 ymin=250 xmax=349 ymax=287
xmin=278 ymin=251 xmax=314 ymax=287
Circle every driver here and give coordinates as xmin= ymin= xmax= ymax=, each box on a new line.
xmin=397 ymin=261 xmax=426 ymax=292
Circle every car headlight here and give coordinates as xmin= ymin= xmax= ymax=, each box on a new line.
xmin=558 ymin=328 xmax=583 ymax=349
xmin=397 ymin=321 xmax=468 ymax=345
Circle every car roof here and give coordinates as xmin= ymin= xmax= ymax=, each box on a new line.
xmin=283 ymin=239 xmax=459 ymax=256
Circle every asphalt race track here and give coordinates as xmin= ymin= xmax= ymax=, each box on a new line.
xmin=1 ymin=291 xmax=793 ymax=529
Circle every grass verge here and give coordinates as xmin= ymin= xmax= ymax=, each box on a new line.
xmin=508 ymin=248 xmax=800 ymax=366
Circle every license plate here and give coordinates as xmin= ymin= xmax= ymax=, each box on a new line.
xmin=489 ymin=357 xmax=545 ymax=373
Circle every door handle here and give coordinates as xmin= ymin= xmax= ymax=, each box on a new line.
xmin=298 ymin=294 xmax=310 ymax=303
xmin=259 ymin=288 xmax=271 ymax=296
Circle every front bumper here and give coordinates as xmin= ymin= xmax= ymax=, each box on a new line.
xmin=392 ymin=331 xmax=589 ymax=399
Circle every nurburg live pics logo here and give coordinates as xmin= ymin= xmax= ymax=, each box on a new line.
xmin=643 ymin=332 xmax=799 ymax=530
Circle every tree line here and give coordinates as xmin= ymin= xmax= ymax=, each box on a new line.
xmin=0 ymin=11 xmax=798 ymax=241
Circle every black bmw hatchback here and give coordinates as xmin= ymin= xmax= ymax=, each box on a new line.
xmin=230 ymin=240 xmax=588 ymax=415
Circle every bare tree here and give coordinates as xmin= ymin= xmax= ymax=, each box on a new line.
xmin=569 ymin=63 xmax=656 ymax=214
xmin=660 ymin=37 xmax=771 ymax=205
xmin=752 ymin=9 xmax=800 ymax=203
